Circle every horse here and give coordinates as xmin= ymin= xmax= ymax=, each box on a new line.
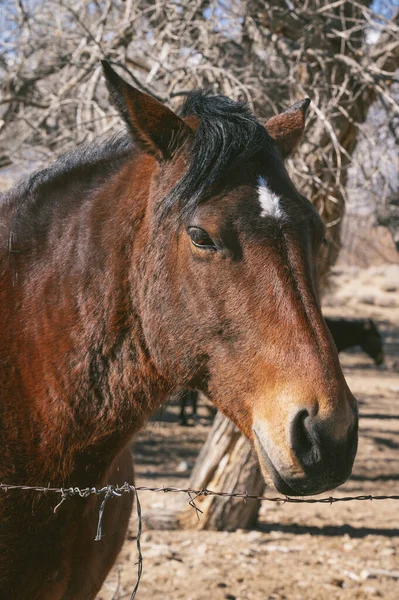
xmin=0 ymin=61 xmax=358 ymax=599
xmin=325 ymin=317 xmax=384 ymax=365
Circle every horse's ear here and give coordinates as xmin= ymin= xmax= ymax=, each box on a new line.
xmin=101 ymin=61 xmax=191 ymax=160
xmin=265 ymin=99 xmax=311 ymax=159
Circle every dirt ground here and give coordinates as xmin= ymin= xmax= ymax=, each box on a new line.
xmin=97 ymin=264 xmax=399 ymax=600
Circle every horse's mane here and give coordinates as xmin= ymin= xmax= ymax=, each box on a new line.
xmin=166 ymin=90 xmax=272 ymax=219
xmin=3 ymin=91 xmax=272 ymax=247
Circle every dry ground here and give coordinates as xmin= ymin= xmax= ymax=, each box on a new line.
xmin=98 ymin=264 xmax=399 ymax=600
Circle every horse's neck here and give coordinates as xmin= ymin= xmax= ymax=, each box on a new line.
xmin=1 ymin=162 xmax=168 ymax=487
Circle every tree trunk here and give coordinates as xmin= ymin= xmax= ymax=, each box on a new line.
xmin=177 ymin=412 xmax=265 ymax=531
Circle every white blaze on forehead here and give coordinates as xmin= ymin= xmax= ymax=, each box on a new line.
xmin=257 ymin=176 xmax=283 ymax=219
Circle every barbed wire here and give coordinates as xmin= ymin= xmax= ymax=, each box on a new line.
xmin=1 ymin=482 xmax=399 ymax=599
xmin=1 ymin=482 xmax=399 ymax=504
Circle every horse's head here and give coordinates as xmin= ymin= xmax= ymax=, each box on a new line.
xmin=103 ymin=63 xmax=358 ymax=496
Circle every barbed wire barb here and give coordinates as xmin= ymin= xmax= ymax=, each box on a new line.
xmin=96 ymin=485 xmax=118 ymax=541
xmin=187 ymin=490 xmax=204 ymax=520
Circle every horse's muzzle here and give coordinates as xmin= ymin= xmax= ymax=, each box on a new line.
xmin=253 ymin=408 xmax=358 ymax=496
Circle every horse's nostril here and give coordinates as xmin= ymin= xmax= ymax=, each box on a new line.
xmin=290 ymin=409 xmax=321 ymax=469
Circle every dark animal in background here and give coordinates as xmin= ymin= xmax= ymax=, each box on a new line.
xmin=179 ymin=390 xmax=198 ymax=425
xmin=178 ymin=390 xmax=216 ymax=425
xmin=0 ymin=60 xmax=358 ymax=599
xmin=325 ymin=317 xmax=384 ymax=365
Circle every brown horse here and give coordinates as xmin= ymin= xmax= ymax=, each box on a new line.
xmin=0 ymin=62 xmax=358 ymax=599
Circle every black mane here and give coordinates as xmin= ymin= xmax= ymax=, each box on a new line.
xmin=163 ymin=90 xmax=272 ymax=219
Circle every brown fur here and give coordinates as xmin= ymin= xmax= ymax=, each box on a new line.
xmin=0 ymin=64 xmax=357 ymax=598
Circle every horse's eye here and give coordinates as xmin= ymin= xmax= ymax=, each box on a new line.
xmin=187 ymin=227 xmax=217 ymax=251
xmin=322 ymin=237 xmax=328 ymax=247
